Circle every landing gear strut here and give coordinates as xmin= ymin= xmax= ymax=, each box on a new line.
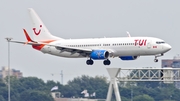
xmin=154 ymin=54 xmax=164 ymax=62
xmin=103 ymin=59 xmax=111 ymax=65
xmin=86 ymin=59 xmax=94 ymax=65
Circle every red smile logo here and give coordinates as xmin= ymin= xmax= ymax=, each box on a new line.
xmin=33 ymin=25 xmax=42 ymax=35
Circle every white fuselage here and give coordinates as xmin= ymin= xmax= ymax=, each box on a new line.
xmin=39 ymin=37 xmax=171 ymax=59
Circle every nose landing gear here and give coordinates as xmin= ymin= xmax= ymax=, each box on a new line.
xmin=154 ymin=53 xmax=164 ymax=62
xmin=154 ymin=58 xmax=158 ymax=62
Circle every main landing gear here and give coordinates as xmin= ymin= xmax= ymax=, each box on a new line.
xmin=86 ymin=59 xmax=111 ymax=65
xmin=103 ymin=59 xmax=111 ymax=65
xmin=154 ymin=53 xmax=164 ymax=62
xmin=86 ymin=59 xmax=94 ymax=65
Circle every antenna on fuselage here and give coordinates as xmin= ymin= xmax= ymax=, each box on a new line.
xmin=126 ymin=31 xmax=131 ymax=37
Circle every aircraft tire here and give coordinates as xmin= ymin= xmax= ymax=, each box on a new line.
xmin=86 ymin=59 xmax=94 ymax=65
xmin=103 ymin=59 xmax=111 ymax=65
xmin=154 ymin=59 xmax=158 ymax=62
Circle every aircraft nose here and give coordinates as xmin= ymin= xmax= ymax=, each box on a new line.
xmin=164 ymin=44 xmax=172 ymax=51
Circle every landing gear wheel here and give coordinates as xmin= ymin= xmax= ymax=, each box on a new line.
xmin=103 ymin=59 xmax=111 ymax=65
xmin=154 ymin=59 xmax=158 ymax=62
xmin=86 ymin=59 xmax=94 ymax=65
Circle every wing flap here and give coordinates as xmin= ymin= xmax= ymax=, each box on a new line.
xmin=50 ymin=45 xmax=92 ymax=54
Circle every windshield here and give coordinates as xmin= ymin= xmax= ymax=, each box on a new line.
xmin=156 ymin=41 xmax=165 ymax=44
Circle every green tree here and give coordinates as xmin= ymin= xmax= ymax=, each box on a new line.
xmin=0 ymin=95 xmax=5 ymax=101
xmin=61 ymin=75 xmax=109 ymax=98
xmin=19 ymin=77 xmax=45 ymax=90
xmin=133 ymin=94 xmax=154 ymax=101
xmin=121 ymin=96 xmax=130 ymax=101
xmin=162 ymin=100 xmax=176 ymax=101
xmin=20 ymin=90 xmax=54 ymax=101
xmin=1 ymin=76 xmax=55 ymax=101
xmin=0 ymin=87 xmax=7 ymax=100
xmin=3 ymin=74 xmax=180 ymax=100
xmin=120 ymin=87 xmax=131 ymax=98
xmin=0 ymin=79 xmax=6 ymax=87
xmin=172 ymin=89 xmax=180 ymax=100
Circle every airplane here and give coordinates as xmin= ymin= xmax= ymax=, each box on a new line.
xmin=9 ymin=8 xmax=172 ymax=65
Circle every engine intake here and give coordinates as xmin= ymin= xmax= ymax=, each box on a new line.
xmin=119 ymin=56 xmax=139 ymax=60
xmin=90 ymin=50 xmax=109 ymax=60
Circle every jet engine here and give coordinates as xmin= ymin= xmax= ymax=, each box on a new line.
xmin=119 ymin=56 xmax=139 ymax=60
xmin=90 ymin=50 xmax=109 ymax=60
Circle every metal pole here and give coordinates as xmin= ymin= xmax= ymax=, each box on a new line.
xmin=131 ymin=86 xmax=133 ymax=101
xmin=5 ymin=37 xmax=12 ymax=101
xmin=61 ymin=70 xmax=63 ymax=85
xmin=130 ymin=83 xmax=134 ymax=101
xmin=106 ymin=81 xmax=113 ymax=101
xmin=113 ymin=78 xmax=121 ymax=101
xmin=131 ymin=86 xmax=132 ymax=101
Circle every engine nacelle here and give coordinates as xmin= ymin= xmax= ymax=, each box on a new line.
xmin=119 ymin=56 xmax=139 ymax=60
xmin=90 ymin=50 xmax=109 ymax=60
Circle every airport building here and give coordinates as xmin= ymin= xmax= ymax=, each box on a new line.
xmin=162 ymin=55 xmax=180 ymax=89
xmin=0 ymin=66 xmax=23 ymax=79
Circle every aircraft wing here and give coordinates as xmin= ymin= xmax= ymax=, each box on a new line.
xmin=48 ymin=44 xmax=92 ymax=56
xmin=10 ymin=40 xmax=40 ymax=45
xmin=10 ymin=40 xmax=92 ymax=56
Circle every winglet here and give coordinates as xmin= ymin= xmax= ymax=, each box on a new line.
xmin=23 ymin=29 xmax=33 ymax=41
xmin=23 ymin=29 xmax=37 ymax=45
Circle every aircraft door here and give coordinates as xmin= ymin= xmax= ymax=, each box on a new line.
xmin=147 ymin=39 xmax=151 ymax=49
xmin=48 ymin=46 xmax=51 ymax=53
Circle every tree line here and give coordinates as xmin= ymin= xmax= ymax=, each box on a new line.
xmin=0 ymin=75 xmax=180 ymax=101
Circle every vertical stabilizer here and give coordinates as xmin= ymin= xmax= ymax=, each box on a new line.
xmin=28 ymin=8 xmax=63 ymax=41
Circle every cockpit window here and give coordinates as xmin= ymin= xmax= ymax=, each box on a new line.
xmin=156 ymin=41 xmax=165 ymax=44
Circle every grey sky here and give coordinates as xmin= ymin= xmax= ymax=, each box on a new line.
xmin=1 ymin=0 xmax=179 ymax=84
